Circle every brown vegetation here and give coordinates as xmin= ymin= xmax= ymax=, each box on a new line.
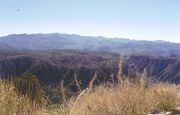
xmin=63 ymin=77 xmax=180 ymax=115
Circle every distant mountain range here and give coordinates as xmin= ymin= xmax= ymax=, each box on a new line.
xmin=0 ymin=33 xmax=180 ymax=57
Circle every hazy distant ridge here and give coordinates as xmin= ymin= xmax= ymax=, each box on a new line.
xmin=1 ymin=33 xmax=180 ymax=57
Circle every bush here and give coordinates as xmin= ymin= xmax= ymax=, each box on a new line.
xmin=0 ymin=81 xmax=42 ymax=115
xmin=13 ymin=72 xmax=45 ymax=106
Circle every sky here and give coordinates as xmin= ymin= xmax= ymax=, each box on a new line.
xmin=0 ymin=0 xmax=180 ymax=43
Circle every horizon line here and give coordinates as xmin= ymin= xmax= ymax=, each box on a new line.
xmin=0 ymin=32 xmax=179 ymax=44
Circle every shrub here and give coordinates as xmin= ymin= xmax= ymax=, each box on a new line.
xmin=0 ymin=81 xmax=42 ymax=115
xmin=13 ymin=72 xmax=45 ymax=106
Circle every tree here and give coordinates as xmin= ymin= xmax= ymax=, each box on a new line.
xmin=13 ymin=72 xmax=44 ymax=106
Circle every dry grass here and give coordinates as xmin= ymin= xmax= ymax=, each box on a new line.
xmin=152 ymin=83 xmax=180 ymax=112
xmin=64 ymin=77 xmax=180 ymax=115
xmin=60 ymin=80 xmax=67 ymax=102
xmin=1 ymin=77 xmax=180 ymax=115
xmin=117 ymin=56 xmax=124 ymax=82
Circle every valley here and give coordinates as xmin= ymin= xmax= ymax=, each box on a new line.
xmin=0 ymin=34 xmax=180 ymax=114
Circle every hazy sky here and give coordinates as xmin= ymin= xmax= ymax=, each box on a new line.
xmin=0 ymin=0 xmax=180 ymax=42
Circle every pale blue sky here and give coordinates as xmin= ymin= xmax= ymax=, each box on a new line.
xmin=0 ymin=0 xmax=180 ymax=42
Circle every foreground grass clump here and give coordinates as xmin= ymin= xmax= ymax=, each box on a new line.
xmin=56 ymin=77 xmax=180 ymax=115
xmin=153 ymin=83 xmax=180 ymax=112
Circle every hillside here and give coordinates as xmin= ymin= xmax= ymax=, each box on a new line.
xmin=124 ymin=56 xmax=180 ymax=83
xmin=1 ymin=33 xmax=180 ymax=57
xmin=0 ymin=50 xmax=119 ymax=87
xmin=0 ymin=50 xmax=180 ymax=85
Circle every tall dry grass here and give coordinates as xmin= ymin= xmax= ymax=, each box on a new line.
xmin=1 ymin=76 xmax=179 ymax=115
xmin=64 ymin=77 xmax=180 ymax=115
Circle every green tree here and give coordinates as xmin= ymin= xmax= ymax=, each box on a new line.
xmin=14 ymin=72 xmax=44 ymax=106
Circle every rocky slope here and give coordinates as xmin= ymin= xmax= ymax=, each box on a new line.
xmin=124 ymin=55 xmax=180 ymax=83
xmin=0 ymin=50 xmax=180 ymax=84
xmin=0 ymin=50 xmax=119 ymax=88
